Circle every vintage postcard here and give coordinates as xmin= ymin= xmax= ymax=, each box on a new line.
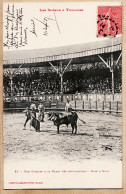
xmin=3 ymin=2 xmax=122 ymax=189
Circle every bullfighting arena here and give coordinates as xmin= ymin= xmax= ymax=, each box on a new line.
xmin=4 ymin=111 xmax=122 ymax=163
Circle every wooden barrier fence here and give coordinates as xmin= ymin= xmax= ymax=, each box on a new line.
xmin=3 ymin=93 xmax=122 ymax=102
xmin=70 ymin=100 xmax=122 ymax=114
xmin=3 ymin=93 xmax=122 ymax=113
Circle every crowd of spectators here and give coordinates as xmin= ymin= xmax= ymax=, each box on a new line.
xmin=3 ymin=65 xmax=122 ymax=97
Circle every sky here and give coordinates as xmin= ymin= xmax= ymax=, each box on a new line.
xmin=3 ymin=2 xmax=121 ymax=51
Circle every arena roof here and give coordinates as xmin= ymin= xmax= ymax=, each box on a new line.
xmin=3 ymin=36 xmax=121 ymax=67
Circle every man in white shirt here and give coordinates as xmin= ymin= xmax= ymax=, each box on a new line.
xmin=30 ymin=99 xmax=36 ymax=118
xmin=65 ymin=96 xmax=72 ymax=112
xmin=38 ymin=101 xmax=45 ymax=122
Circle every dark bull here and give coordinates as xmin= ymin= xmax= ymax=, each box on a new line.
xmin=48 ymin=112 xmax=78 ymax=134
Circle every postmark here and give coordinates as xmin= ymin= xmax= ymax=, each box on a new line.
xmin=97 ymin=6 xmax=122 ymax=37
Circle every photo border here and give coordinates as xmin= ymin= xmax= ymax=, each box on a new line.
xmin=0 ymin=0 xmax=126 ymax=193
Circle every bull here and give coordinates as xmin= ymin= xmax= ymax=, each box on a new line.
xmin=49 ymin=112 xmax=78 ymax=134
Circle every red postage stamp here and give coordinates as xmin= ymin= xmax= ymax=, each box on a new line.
xmin=97 ymin=6 xmax=122 ymax=37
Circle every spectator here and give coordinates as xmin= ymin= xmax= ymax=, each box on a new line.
xmin=3 ymin=65 xmax=121 ymax=97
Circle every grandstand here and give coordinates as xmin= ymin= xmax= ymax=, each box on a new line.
xmin=3 ymin=36 xmax=122 ymax=112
